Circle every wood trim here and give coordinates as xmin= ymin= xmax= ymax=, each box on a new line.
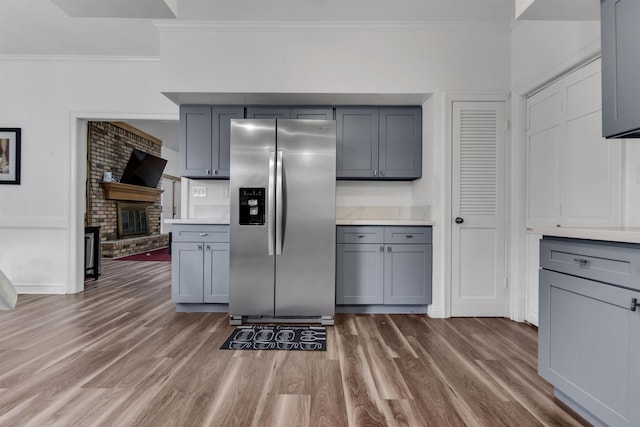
xmin=111 ymin=122 xmax=163 ymax=146
xmin=101 ymin=182 xmax=163 ymax=203
xmin=162 ymin=173 xmax=181 ymax=182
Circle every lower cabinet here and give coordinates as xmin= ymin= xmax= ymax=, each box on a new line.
xmin=171 ymin=224 xmax=229 ymax=304
xmin=539 ymin=237 xmax=640 ymax=427
xmin=336 ymin=226 xmax=432 ymax=305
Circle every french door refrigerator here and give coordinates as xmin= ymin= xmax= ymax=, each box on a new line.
xmin=229 ymin=119 xmax=336 ymax=325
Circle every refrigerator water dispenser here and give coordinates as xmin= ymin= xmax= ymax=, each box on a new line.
xmin=239 ymin=188 xmax=265 ymax=225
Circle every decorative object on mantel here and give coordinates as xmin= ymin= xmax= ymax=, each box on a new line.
xmin=0 ymin=128 xmax=21 ymax=185
xmin=101 ymin=181 xmax=163 ymax=203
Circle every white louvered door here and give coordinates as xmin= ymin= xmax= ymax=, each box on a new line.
xmin=451 ymin=101 xmax=507 ymax=316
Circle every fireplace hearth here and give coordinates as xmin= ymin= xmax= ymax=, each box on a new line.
xmin=117 ymin=202 xmax=150 ymax=239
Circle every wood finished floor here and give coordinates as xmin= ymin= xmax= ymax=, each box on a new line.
xmin=0 ymin=259 xmax=587 ymax=427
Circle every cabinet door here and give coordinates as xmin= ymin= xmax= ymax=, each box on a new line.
xmin=379 ymin=107 xmax=422 ymax=179
xmin=203 ymin=242 xmax=229 ymax=303
xmin=179 ymin=105 xmax=213 ymax=178
xmin=336 ymin=108 xmax=379 ymax=179
xmin=384 ymin=244 xmax=431 ymax=305
xmin=171 ymin=242 xmax=204 ymax=303
xmin=601 ymin=0 xmax=640 ymax=138
xmin=246 ymin=107 xmax=291 ymax=119
xmin=539 ymin=269 xmax=640 ymax=427
xmin=336 ymin=243 xmax=384 ymax=305
xmin=290 ymin=108 xmax=334 ymax=120
xmin=211 ymin=106 xmax=244 ymax=178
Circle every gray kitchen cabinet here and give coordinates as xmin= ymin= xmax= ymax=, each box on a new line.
xmin=245 ymin=106 xmax=290 ymax=119
xmin=384 ymin=243 xmax=432 ymax=305
xmin=539 ymin=237 xmax=640 ymax=427
xmin=336 ymin=226 xmax=432 ymax=306
xmin=336 ymin=243 xmax=384 ymax=305
xmin=290 ymin=107 xmax=334 ymax=120
xmin=246 ymin=106 xmax=333 ymax=120
xmin=179 ymin=105 xmax=243 ymax=179
xmin=336 ymin=107 xmax=422 ymax=179
xmin=171 ymin=224 xmax=230 ymax=304
xmin=336 ymin=108 xmax=379 ymax=179
xmin=601 ymin=0 xmax=640 ymax=138
xmin=379 ymin=108 xmax=422 ymax=179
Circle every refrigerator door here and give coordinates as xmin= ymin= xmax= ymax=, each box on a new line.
xmin=275 ymin=120 xmax=336 ymax=317
xmin=229 ymin=119 xmax=276 ymax=317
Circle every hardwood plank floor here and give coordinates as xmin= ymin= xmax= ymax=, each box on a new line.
xmin=0 ymin=259 xmax=589 ymax=427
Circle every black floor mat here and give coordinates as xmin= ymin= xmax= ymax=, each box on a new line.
xmin=220 ymin=325 xmax=326 ymax=351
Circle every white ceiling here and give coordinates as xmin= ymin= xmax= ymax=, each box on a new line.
xmin=1 ymin=0 xmax=517 ymax=56
xmin=0 ymin=0 xmax=597 ymax=149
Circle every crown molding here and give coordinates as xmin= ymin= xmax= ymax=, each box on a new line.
xmin=153 ymin=20 xmax=512 ymax=33
xmin=0 ymin=54 xmax=159 ymax=62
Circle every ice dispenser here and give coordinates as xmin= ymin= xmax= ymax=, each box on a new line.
xmin=239 ymin=188 xmax=265 ymax=225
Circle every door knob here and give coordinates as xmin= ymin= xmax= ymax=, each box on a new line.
xmin=455 ymin=217 xmax=464 ymax=224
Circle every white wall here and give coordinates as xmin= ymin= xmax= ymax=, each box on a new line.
xmin=160 ymin=22 xmax=510 ymax=318
xmin=624 ymin=141 xmax=640 ymax=226
xmin=0 ymin=22 xmax=511 ymax=320
xmin=0 ymin=56 xmax=177 ymax=293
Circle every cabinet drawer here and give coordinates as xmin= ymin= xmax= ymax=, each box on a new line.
xmin=172 ymin=224 xmax=230 ymax=243
xmin=540 ymin=237 xmax=640 ymax=291
xmin=337 ymin=226 xmax=384 ymax=244
xmin=384 ymin=226 xmax=432 ymax=244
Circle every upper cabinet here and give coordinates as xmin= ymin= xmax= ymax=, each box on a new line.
xmin=336 ymin=107 xmax=422 ymax=180
xmin=601 ymin=0 xmax=640 ymax=138
xmin=179 ymin=104 xmax=421 ymax=180
xmin=179 ymin=105 xmax=243 ymax=179
xmin=246 ymin=106 xmax=333 ymax=120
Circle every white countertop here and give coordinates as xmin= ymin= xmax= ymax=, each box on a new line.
xmin=166 ymin=218 xmax=435 ymax=226
xmin=336 ymin=219 xmax=435 ymax=226
xmin=527 ymin=226 xmax=640 ymax=244
xmin=165 ymin=218 xmax=229 ymax=225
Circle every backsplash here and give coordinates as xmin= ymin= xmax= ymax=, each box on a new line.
xmin=184 ymin=178 xmax=429 ymax=221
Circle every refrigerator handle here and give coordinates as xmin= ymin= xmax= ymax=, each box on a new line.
xmin=268 ymin=151 xmax=276 ymax=256
xmin=275 ymin=150 xmax=284 ymax=255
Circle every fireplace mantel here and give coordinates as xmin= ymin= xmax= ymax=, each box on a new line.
xmin=101 ymin=182 xmax=163 ymax=203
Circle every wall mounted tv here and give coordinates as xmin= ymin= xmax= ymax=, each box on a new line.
xmin=120 ymin=149 xmax=167 ymax=188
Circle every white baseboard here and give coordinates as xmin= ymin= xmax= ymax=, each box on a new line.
xmin=427 ymin=304 xmax=446 ymax=318
xmin=525 ymin=311 xmax=539 ymax=327
xmin=15 ymin=284 xmax=67 ymax=295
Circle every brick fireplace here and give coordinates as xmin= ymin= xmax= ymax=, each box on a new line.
xmin=86 ymin=122 xmax=168 ymax=258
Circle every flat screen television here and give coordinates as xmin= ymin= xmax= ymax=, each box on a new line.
xmin=120 ymin=149 xmax=167 ymax=188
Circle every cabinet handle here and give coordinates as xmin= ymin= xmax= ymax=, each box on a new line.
xmin=197 ymin=244 xmax=203 ymax=251
xmin=387 ymin=246 xmax=391 ymax=252
xmin=357 ymin=235 xmax=365 ymax=238
xmin=373 ymin=169 xmax=378 ymax=176
xmin=206 ymin=244 xmax=211 ymax=251
xmin=205 ymin=169 xmax=210 ymax=175
xmin=200 ymin=233 xmax=209 ymax=236
xmin=631 ymin=298 xmax=639 ymax=312
xmin=405 ymin=235 xmax=413 ymax=238
xmin=380 ymin=170 xmax=385 ymax=176
xmin=380 ymin=246 xmax=384 ymax=252
xmin=212 ymin=169 xmax=217 ymax=175
xmin=573 ymin=258 xmax=590 ymax=266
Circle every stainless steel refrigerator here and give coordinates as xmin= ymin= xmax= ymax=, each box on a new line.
xmin=228 ymin=119 xmax=336 ymax=325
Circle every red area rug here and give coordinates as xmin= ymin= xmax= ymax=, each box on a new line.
xmin=115 ymin=247 xmax=171 ymax=262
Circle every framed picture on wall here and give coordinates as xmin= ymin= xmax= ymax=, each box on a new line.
xmin=0 ymin=128 xmax=21 ymax=185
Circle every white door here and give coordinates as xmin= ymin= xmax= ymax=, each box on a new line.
xmin=451 ymin=101 xmax=507 ymax=317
